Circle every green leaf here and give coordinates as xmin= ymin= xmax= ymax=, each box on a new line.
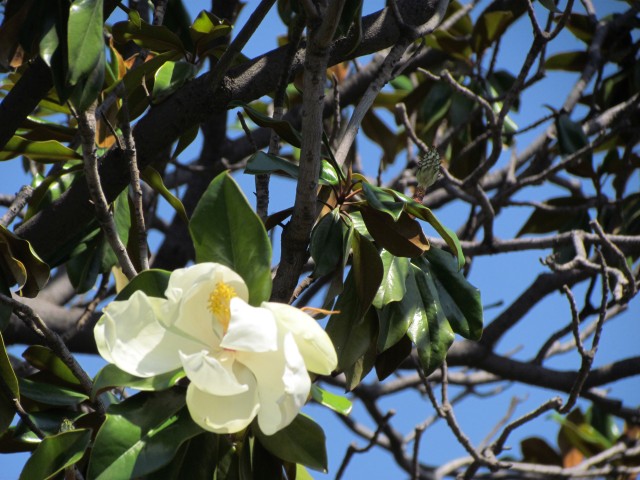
xmin=545 ymin=51 xmax=588 ymax=72
xmin=67 ymin=0 xmax=104 ymax=85
xmin=556 ymin=113 xmax=593 ymax=177
xmin=517 ymin=197 xmax=591 ymax=236
xmin=92 ymin=364 xmax=184 ymax=398
xmin=419 ymin=248 xmax=483 ymax=341
xmin=255 ymin=415 xmax=328 ymax=472
xmin=375 ymin=334 xmax=412 ymax=381
xmin=351 ymin=230 xmax=384 ymax=313
xmin=152 ymin=60 xmax=197 ymax=104
xmin=372 ymin=250 xmax=409 ymax=309
xmin=361 ymin=182 xmax=405 ymax=221
xmin=189 ymin=172 xmax=272 ymax=305
xmin=112 ymin=15 xmax=185 ymax=54
xmin=88 ymin=389 xmax=203 ymax=479
xmin=171 ymin=124 xmax=199 ymax=161
xmin=403 ymin=198 xmax=465 ymax=269
xmin=19 ymin=429 xmax=91 ymax=480
xmin=0 ymin=276 xmax=12 ymax=330
xmin=310 ymin=209 xmax=352 ymax=277
xmin=0 ymin=136 xmax=82 ymax=162
xmin=325 ymin=273 xmax=378 ymax=372
xmin=22 ymin=346 xmax=80 ymax=386
xmin=310 ymin=385 xmax=352 ymax=415
xmin=142 ymin=166 xmax=189 ymax=224
xmin=232 ymin=101 xmax=303 ymax=148
xmin=0 ymin=333 xmax=18 ymax=433
xmin=359 ymin=206 xmax=429 ymax=258
xmin=244 ymin=151 xmax=339 ymax=186
xmin=408 ymin=265 xmax=455 ymax=376
xmin=472 ymin=10 xmax=515 ymax=54
xmin=377 ymin=266 xmax=419 ymax=352
xmin=0 ymin=225 xmax=50 ymax=297
xmin=69 ymin=47 xmax=105 ymax=112
xmin=115 ymin=268 xmax=171 ymax=300
xmin=18 ymin=378 xmax=88 ymax=407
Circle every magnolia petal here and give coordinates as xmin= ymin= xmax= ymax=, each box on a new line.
xmin=95 ymin=291 xmax=196 ymax=377
xmin=263 ymin=302 xmax=337 ymax=375
xmin=165 ymin=263 xmax=249 ymax=304
xmin=237 ymin=333 xmax=310 ymax=435
xmin=186 ymin=369 xmax=260 ymax=434
xmin=220 ymin=298 xmax=278 ymax=353
xmin=180 ymin=350 xmax=250 ymax=396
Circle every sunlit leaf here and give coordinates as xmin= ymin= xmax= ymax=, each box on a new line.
xmin=190 ymin=172 xmax=272 ymax=305
xmin=310 ymin=385 xmax=352 ymax=415
xmin=92 ymin=364 xmax=184 ymax=398
xmin=142 ymin=166 xmax=189 ymax=224
xmin=0 ymin=333 xmax=18 ymax=433
xmin=0 ymin=136 xmax=81 ymax=162
xmin=255 ymin=415 xmax=328 ymax=472
xmin=67 ymin=0 xmax=104 ymax=85
xmin=19 ymin=429 xmax=91 ymax=480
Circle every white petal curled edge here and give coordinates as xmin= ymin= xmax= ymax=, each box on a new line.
xmin=220 ymin=298 xmax=278 ymax=353
xmin=165 ymin=263 xmax=249 ymax=304
xmin=262 ymin=302 xmax=337 ymax=375
xmin=185 ymin=367 xmax=260 ymax=434
xmin=95 ymin=291 xmax=199 ymax=377
xmin=179 ymin=350 xmax=249 ymax=396
xmin=237 ymin=333 xmax=310 ymax=435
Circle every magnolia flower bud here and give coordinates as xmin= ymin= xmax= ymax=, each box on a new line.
xmin=415 ymin=147 xmax=441 ymax=189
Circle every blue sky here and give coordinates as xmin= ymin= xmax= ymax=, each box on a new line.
xmin=1 ymin=1 xmax=638 ymax=478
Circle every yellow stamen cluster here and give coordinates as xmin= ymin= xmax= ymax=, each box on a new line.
xmin=208 ymin=282 xmax=236 ymax=332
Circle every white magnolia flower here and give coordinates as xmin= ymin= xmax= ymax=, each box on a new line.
xmin=95 ymin=263 xmax=337 ymax=435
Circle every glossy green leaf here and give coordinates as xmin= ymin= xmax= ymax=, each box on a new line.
xmin=0 ymin=225 xmax=50 ymax=297
xmin=0 ymin=276 xmax=12 ymax=330
xmin=310 ymin=385 xmax=352 ymax=415
xmin=67 ymin=0 xmax=104 ymax=85
xmin=190 ymin=11 xmax=232 ymax=58
xmin=69 ymin=47 xmax=105 ymax=112
xmin=115 ymin=50 xmax=182 ymax=97
xmin=145 ymin=433 xmax=223 ymax=480
xmin=92 ymin=364 xmax=184 ymax=398
xmin=244 ymin=151 xmax=338 ymax=186
xmin=88 ymin=389 xmax=202 ymax=479
xmin=375 ymin=334 xmax=412 ymax=381
xmin=66 ymin=233 xmax=107 ymax=293
xmin=0 ymin=333 xmax=18 ymax=433
xmin=361 ymin=182 xmax=405 ymax=221
xmin=0 ymin=136 xmax=81 ymax=162
xmin=115 ymin=268 xmax=170 ymax=301
xmin=564 ymin=13 xmax=595 ymax=44
xmin=403 ymin=198 xmax=465 ymax=269
xmin=255 ymin=414 xmax=328 ymax=472
xmin=310 ymin=209 xmax=352 ymax=278
xmin=325 ymin=273 xmax=379 ymax=371
xmin=18 ymin=378 xmax=88 ymax=406
xmin=377 ymin=266 xmax=419 ymax=352
xmin=419 ymin=248 xmax=483 ymax=341
xmin=351 ymin=230 xmax=384 ymax=312
xmin=190 ymin=172 xmax=272 ymax=305
xmin=359 ymin=206 xmax=429 ymax=258
xmin=408 ymin=265 xmax=455 ymax=376
xmin=545 ymin=51 xmax=588 ymax=72
xmin=343 ymin=324 xmax=377 ymax=391
xmin=152 ymin=60 xmax=197 ymax=104
xmin=171 ymin=124 xmax=199 ymax=161
xmin=112 ymin=15 xmax=185 ymax=54
xmin=19 ymin=429 xmax=91 ymax=480
xmin=22 ymin=346 xmax=80 ymax=386
xmin=233 ymin=101 xmax=302 ymax=148
xmin=587 ymin=404 xmax=620 ymax=444
xmin=372 ymin=250 xmax=409 ymax=309
xmin=142 ymin=166 xmax=189 ymax=224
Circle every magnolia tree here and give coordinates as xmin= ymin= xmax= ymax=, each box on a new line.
xmin=0 ymin=0 xmax=639 ymax=478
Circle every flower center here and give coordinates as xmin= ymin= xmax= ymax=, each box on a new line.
xmin=208 ymin=281 xmax=236 ymax=332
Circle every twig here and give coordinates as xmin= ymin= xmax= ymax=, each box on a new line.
xmin=118 ymin=85 xmax=149 ymax=272
xmin=336 ymin=410 xmax=395 ymax=480
xmin=590 ymin=219 xmax=637 ymax=297
xmin=77 ymin=103 xmax=137 ymax=280
xmin=152 ymin=0 xmax=168 ymax=25
xmin=209 ymin=0 xmax=276 ymax=92
xmin=0 ymin=185 xmax=33 ymax=227
xmin=0 ymin=373 xmax=45 ymax=439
